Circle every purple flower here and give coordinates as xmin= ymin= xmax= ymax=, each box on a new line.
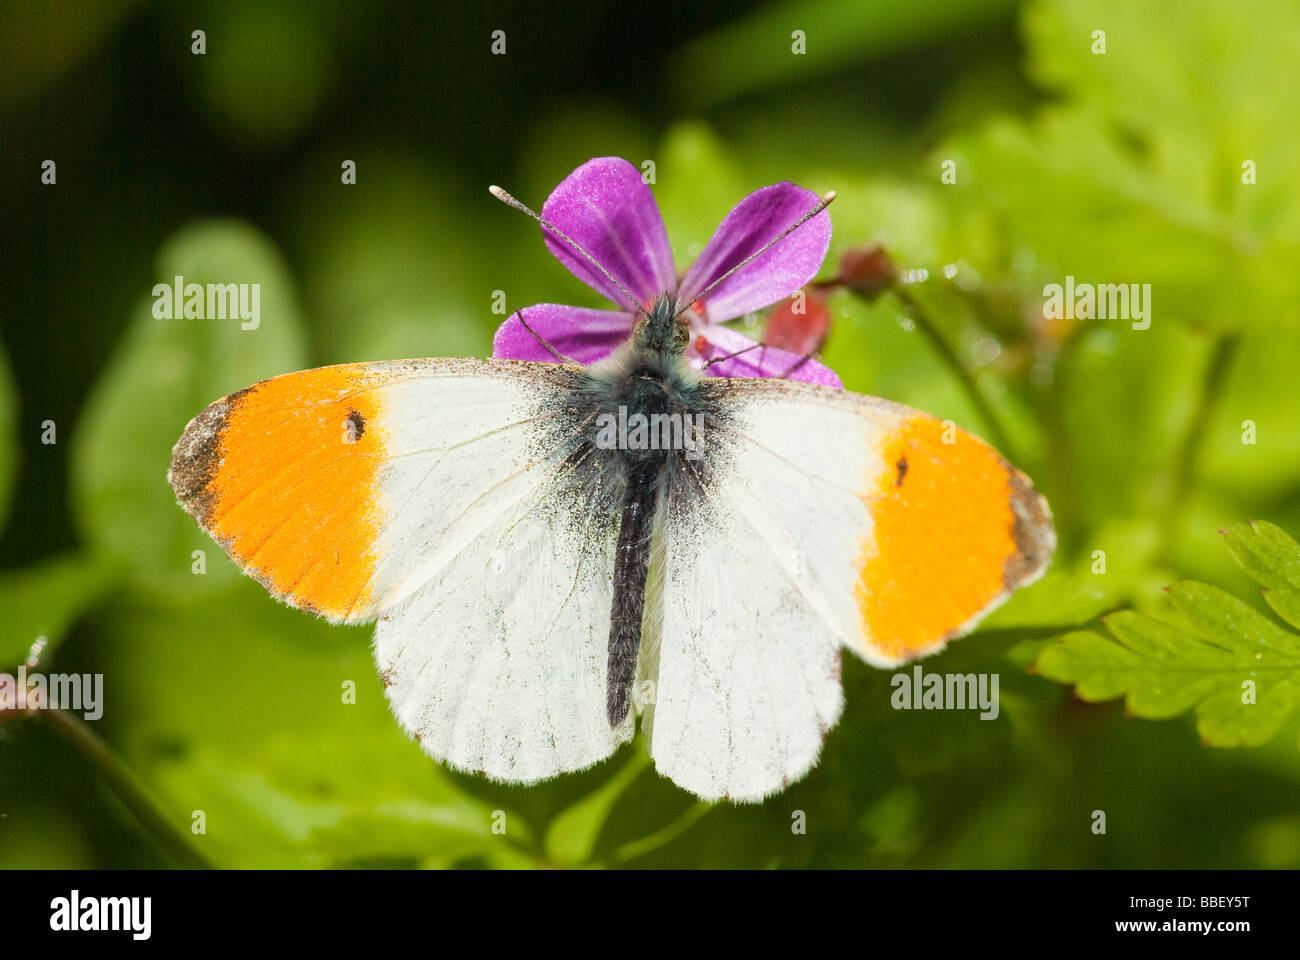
xmin=493 ymin=157 xmax=841 ymax=387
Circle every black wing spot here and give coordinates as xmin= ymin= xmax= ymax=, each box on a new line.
xmin=345 ymin=408 xmax=366 ymax=441
xmin=895 ymin=456 xmax=909 ymax=487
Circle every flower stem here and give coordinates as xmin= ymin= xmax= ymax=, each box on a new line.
xmin=40 ymin=708 xmax=213 ymax=869
xmin=885 ymin=285 xmax=1017 ymax=459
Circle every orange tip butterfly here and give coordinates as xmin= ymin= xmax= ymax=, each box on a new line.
xmin=169 ymin=163 xmax=1053 ymax=801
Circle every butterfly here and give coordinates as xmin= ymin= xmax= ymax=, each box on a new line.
xmin=168 ymin=162 xmax=1054 ymax=802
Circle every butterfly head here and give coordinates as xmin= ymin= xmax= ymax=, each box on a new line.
xmin=633 ymin=293 xmax=690 ymax=358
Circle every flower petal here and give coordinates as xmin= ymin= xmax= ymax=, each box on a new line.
xmin=693 ymin=323 xmax=842 ymax=387
xmin=492 ymin=304 xmax=633 ymax=364
xmin=541 ymin=157 xmax=676 ymax=308
xmin=678 ymin=182 xmax=831 ymax=322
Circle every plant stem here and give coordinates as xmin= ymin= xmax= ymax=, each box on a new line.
xmin=40 ymin=708 xmax=213 ymax=869
xmin=612 ymin=801 xmax=712 ymax=863
xmin=1160 ymin=331 xmax=1241 ymax=550
xmin=886 ymin=284 xmax=1017 ymax=459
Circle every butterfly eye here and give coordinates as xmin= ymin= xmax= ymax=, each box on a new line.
xmin=674 ymin=319 xmax=690 ymax=351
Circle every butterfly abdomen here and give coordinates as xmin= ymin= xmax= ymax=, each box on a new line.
xmin=606 ymin=459 xmax=660 ymax=725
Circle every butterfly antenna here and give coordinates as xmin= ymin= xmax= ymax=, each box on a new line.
xmin=489 ymin=185 xmax=650 ymax=319
xmin=700 ymin=341 xmax=763 ymax=371
xmin=675 ymin=190 xmax=837 ymax=320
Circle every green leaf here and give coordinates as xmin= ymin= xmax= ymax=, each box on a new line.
xmin=1037 ymin=521 xmax=1300 ymax=748
xmin=1026 ymin=0 xmax=1300 ymax=249
xmin=982 ymin=517 xmax=1169 ymax=630
xmin=947 ymin=108 xmax=1292 ymax=334
xmin=1222 ymin=521 xmax=1300 ymax=630
xmin=289 ymin=153 xmax=487 ymax=366
xmin=1055 ymin=320 xmax=1210 ymax=533
xmin=70 ymin=220 xmax=308 ymax=594
xmin=543 ymin=749 xmax=650 ymax=866
xmin=97 ymin=582 xmax=514 ymax=868
xmin=0 ymin=553 xmax=116 ymax=667
xmin=668 ymin=0 xmax=1016 ymax=108
xmin=1197 ymin=329 xmax=1300 ymax=502
xmin=941 ymin=0 xmax=1300 ymax=335
xmin=149 ymin=742 xmax=504 ymax=869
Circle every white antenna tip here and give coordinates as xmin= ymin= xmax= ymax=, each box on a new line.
xmin=822 ymin=190 xmax=838 ymax=204
xmin=488 ymin=185 xmax=507 ymax=199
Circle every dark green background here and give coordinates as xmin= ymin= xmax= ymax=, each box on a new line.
xmin=2 ymin=0 xmax=1299 ymax=868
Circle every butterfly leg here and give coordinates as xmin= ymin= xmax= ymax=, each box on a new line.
xmin=776 ymin=351 xmax=818 ymax=379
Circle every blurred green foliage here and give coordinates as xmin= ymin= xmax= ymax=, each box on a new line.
xmin=2 ymin=0 xmax=1299 ymax=868
xmin=1040 ymin=522 xmax=1300 ymax=748
xmin=72 ymin=222 xmax=308 ymax=595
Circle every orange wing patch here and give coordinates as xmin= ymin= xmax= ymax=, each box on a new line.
xmin=855 ymin=415 xmax=1052 ymax=662
xmin=168 ymin=363 xmax=387 ymax=621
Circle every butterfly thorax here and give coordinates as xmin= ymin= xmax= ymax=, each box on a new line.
xmin=584 ymin=316 xmax=705 ymax=473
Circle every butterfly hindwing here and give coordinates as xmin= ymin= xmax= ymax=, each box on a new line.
xmin=639 ymin=377 xmax=1054 ymax=800
xmin=374 ymin=445 xmax=632 ymax=783
xmin=642 ymin=469 xmax=846 ymax=803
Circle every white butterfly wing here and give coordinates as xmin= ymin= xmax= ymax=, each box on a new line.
xmin=374 ymin=435 xmax=634 ymax=784
xmin=642 ymin=378 xmax=1054 ymax=801
xmin=643 ymin=477 xmax=847 ymax=802
xmin=171 ymin=357 xmax=630 ymax=782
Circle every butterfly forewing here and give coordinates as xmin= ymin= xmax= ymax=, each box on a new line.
xmin=170 ymin=358 xmax=635 ymax=781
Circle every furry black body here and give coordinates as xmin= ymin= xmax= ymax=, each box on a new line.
xmin=570 ymin=294 xmax=713 ymax=725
